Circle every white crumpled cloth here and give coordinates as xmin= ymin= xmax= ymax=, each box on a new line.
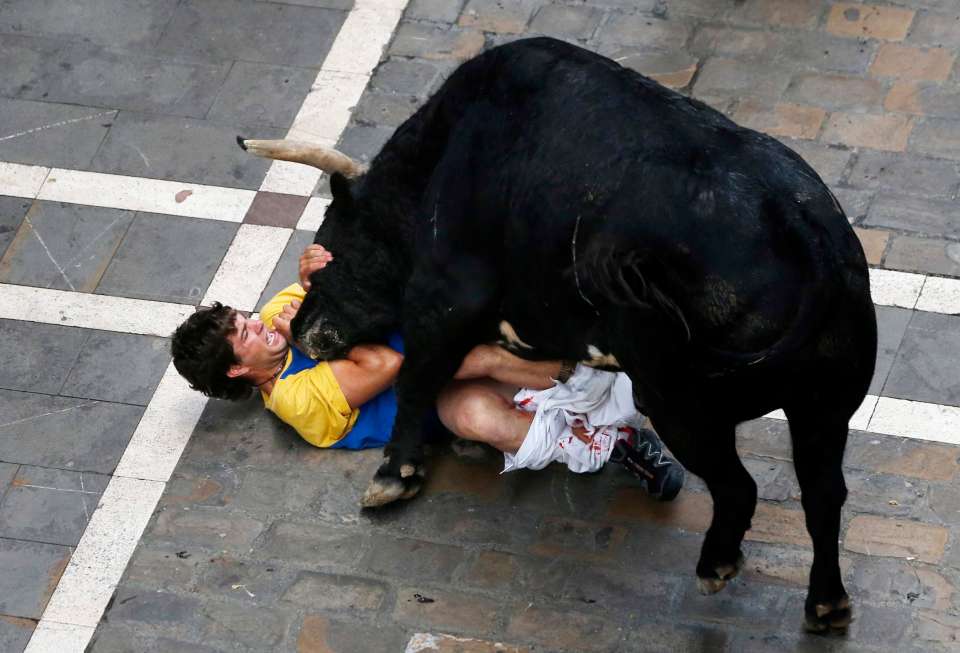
xmin=503 ymin=363 xmax=643 ymax=474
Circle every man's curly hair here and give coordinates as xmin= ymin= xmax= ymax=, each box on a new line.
xmin=171 ymin=303 xmax=253 ymax=401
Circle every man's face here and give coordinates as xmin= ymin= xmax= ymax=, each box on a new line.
xmin=226 ymin=312 xmax=288 ymax=370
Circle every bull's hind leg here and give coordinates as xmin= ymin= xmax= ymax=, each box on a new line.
xmin=651 ymin=417 xmax=757 ymax=594
xmin=783 ymin=406 xmax=852 ymax=633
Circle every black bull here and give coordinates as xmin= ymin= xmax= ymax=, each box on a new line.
xmin=240 ymin=37 xmax=877 ymax=632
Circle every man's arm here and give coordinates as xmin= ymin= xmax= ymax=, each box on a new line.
xmin=454 ymin=344 xmax=563 ymax=390
xmin=277 ymin=244 xmax=402 ymax=408
xmin=329 ymin=345 xmax=403 ymax=408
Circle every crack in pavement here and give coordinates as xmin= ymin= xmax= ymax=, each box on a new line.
xmin=0 ymin=111 xmax=114 ymax=143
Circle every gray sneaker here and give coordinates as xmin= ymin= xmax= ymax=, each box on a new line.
xmin=609 ymin=428 xmax=685 ymax=501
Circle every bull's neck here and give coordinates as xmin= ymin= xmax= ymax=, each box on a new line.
xmin=355 ymin=161 xmax=424 ymax=276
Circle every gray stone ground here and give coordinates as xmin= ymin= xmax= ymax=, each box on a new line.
xmin=2 ymin=0 xmax=960 ymax=651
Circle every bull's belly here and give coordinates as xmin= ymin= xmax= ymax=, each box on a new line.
xmin=493 ymin=318 xmax=620 ymax=369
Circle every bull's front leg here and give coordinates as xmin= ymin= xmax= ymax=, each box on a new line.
xmin=360 ymin=275 xmax=493 ymax=508
xmin=359 ymin=352 xmax=460 ymax=508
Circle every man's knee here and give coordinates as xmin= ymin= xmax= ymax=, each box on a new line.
xmin=437 ymin=381 xmax=505 ymax=438
xmin=448 ymin=391 xmax=502 ymax=440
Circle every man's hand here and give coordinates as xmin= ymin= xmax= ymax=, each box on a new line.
xmin=273 ymin=299 xmax=300 ymax=343
xmin=299 ymin=244 xmax=333 ymax=290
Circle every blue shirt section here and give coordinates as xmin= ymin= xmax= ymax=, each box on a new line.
xmin=282 ymin=333 xmax=403 ymax=450
xmin=280 ymin=345 xmax=323 ymax=380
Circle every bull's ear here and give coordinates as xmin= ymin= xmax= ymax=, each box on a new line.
xmin=329 ymin=172 xmax=353 ymax=206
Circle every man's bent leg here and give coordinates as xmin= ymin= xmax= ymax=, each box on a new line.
xmin=437 ymin=379 xmax=531 ymax=454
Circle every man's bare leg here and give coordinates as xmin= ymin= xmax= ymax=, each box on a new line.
xmin=436 ymin=379 xmax=532 ymax=454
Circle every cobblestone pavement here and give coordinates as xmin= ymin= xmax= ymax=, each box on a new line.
xmin=2 ymin=0 xmax=960 ymax=651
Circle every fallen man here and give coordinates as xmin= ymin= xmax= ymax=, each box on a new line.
xmin=171 ymin=243 xmax=684 ymax=500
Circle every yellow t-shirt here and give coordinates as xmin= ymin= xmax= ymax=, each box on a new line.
xmin=259 ymin=284 xmax=359 ymax=447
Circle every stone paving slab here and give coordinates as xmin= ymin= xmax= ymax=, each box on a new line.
xmin=95 ymin=213 xmax=238 ymax=304
xmin=884 ymin=236 xmax=960 ymax=276
xmin=0 ymin=466 xmax=109 ymax=546
xmin=244 ymin=193 xmax=310 ymax=230
xmin=0 ymin=537 xmax=71 ymax=620
xmin=0 ymin=0 xmax=179 ymax=51
xmin=884 ymin=311 xmax=960 ymax=406
xmin=0 ymin=617 xmax=34 ymax=653
xmin=59 ymin=331 xmax=170 ymax=405
xmin=0 ymin=390 xmax=144 ymax=474
xmin=0 ymin=98 xmax=115 ymax=169
xmin=206 ymin=62 xmax=321 ymax=130
xmin=154 ymin=0 xmax=347 ymax=68
xmin=0 ymin=320 xmax=89 ymax=395
xmin=0 ymin=196 xmax=30 ymax=260
xmin=18 ymin=41 xmax=233 ymax=120
xmin=0 ymin=33 xmax=64 ymax=99
xmin=89 ymin=113 xmax=283 ymax=190
xmin=0 ymin=462 xmax=16 ymax=493
xmin=871 ymin=306 xmax=913 ymax=396
xmin=0 ymin=201 xmax=134 ymax=293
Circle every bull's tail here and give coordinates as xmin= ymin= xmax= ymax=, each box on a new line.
xmin=235 ymin=136 xmax=367 ymax=178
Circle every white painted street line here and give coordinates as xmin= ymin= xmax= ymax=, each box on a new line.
xmin=36 ymin=168 xmax=256 ymax=222
xmin=260 ymin=2 xmax=406 ymax=196
xmin=259 ymin=70 xmax=370 ymax=195
xmin=868 ymin=396 xmax=960 ymax=446
xmin=870 ymin=267 xmax=926 ymax=309
xmin=765 ymin=393 xmax=960 ymax=446
xmin=258 ymin=159 xmax=327 ymax=198
xmin=37 ymin=476 xmax=166 ymax=628
xmin=323 ymin=6 xmax=405 ymax=76
xmin=850 ymin=393 xmax=880 ymax=432
xmin=1 ymin=160 xmax=256 ymax=221
xmin=916 ymin=274 xmax=960 ymax=315
xmin=406 ymin=633 xmax=500 ymax=653
xmin=202 ymin=224 xmax=292 ymax=311
xmin=23 ymin=622 xmax=94 ymax=653
xmin=113 ymin=363 xmax=210 ymax=483
xmin=0 ymin=160 xmax=954 ymax=322
xmin=355 ymin=0 xmax=409 ymax=10
xmin=0 ymin=161 xmax=50 ymax=199
xmin=28 ymin=0 xmax=413 ymax=643
xmin=297 ymin=196 xmax=331 ymax=232
xmin=0 ymin=283 xmax=194 ymax=336
xmin=764 ymin=394 xmax=877 ymax=431
xmin=288 ymin=70 xmax=370 ymax=145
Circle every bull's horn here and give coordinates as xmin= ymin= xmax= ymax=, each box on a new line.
xmin=236 ymin=136 xmax=367 ymax=178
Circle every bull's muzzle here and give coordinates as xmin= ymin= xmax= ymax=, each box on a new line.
xmin=298 ymin=321 xmax=347 ymax=361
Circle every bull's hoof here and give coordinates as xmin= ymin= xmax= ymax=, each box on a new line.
xmin=804 ymin=596 xmax=852 ymax=634
xmin=360 ymin=466 xmax=425 ymax=508
xmin=361 ymin=476 xmax=405 ymax=508
xmin=696 ymin=553 xmax=745 ymax=595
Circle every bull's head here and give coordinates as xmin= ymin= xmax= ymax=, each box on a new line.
xmin=238 ymin=138 xmax=403 ymax=360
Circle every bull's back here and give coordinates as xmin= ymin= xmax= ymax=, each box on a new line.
xmin=449 ymin=39 xmax=870 ymax=357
